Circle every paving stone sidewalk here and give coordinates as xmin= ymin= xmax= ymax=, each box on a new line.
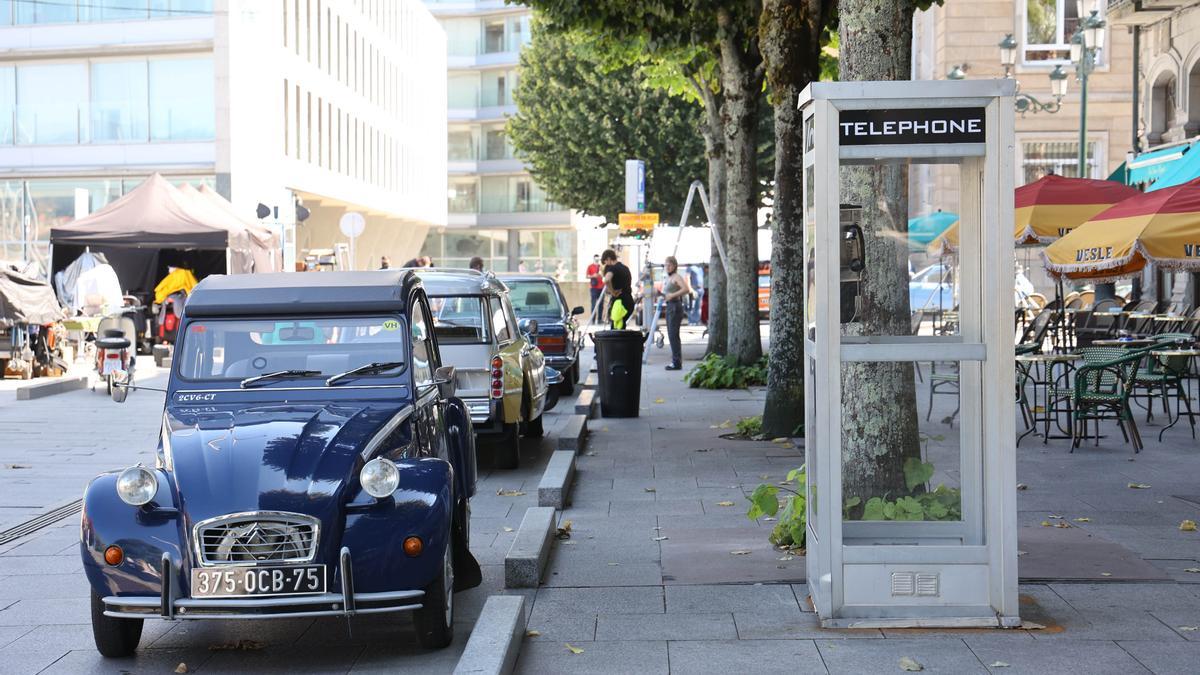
xmin=513 ymin=328 xmax=1200 ymax=674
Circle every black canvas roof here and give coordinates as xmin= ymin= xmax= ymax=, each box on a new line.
xmin=184 ymin=270 xmax=418 ymax=317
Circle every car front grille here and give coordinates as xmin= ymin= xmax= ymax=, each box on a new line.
xmin=195 ymin=512 xmax=319 ymax=566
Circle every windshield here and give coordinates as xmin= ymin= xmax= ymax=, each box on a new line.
xmin=507 ymin=280 xmax=563 ymax=318
xmin=177 ymin=316 xmax=407 ymax=382
xmin=428 ymin=295 xmax=489 ymax=344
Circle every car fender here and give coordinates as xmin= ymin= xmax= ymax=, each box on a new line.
xmin=80 ymin=470 xmax=185 ymax=598
xmin=443 ymin=397 xmax=477 ymax=499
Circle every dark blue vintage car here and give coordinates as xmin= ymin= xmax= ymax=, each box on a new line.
xmin=500 ymin=274 xmax=585 ymax=395
xmin=82 ymin=270 xmax=481 ymax=656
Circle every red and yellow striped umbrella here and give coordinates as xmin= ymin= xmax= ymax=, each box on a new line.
xmin=1015 ymin=174 xmax=1142 ymax=245
xmin=1043 ymin=178 xmax=1200 ymax=282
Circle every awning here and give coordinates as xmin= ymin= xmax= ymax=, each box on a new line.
xmin=1126 ymin=143 xmax=1192 ymax=185
xmin=1107 ymin=162 xmax=1127 ymax=184
xmin=1147 ymin=144 xmax=1200 ymax=191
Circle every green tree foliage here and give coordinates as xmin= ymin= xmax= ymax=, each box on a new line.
xmin=508 ymin=28 xmax=707 ymax=224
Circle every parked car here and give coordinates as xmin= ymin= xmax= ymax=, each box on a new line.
xmin=420 ymin=270 xmax=549 ymax=469
xmin=909 ymin=263 xmax=955 ymax=313
xmin=83 ymin=270 xmax=481 ymax=657
xmin=500 ymin=273 xmax=585 ymax=393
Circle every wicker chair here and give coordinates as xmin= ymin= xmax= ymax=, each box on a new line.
xmin=1070 ymin=347 xmax=1149 ymax=453
xmin=1131 ymin=334 xmax=1196 ymax=441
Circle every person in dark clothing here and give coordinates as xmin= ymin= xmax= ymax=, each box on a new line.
xmin=469 ymin=256 xmax=484 ymax=272
xmin=662 ymin=255 xmax=693 ymax=370
xmin=601 ymin=249 xmax=634 ymax=329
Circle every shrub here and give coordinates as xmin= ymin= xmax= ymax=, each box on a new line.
xmin=685 ymin=353 xmax=768 ymax=389
xmin=746 ymin=466 xmax=806 ymax=549
xmin=735 ymin=415 xmax=762 ymax=438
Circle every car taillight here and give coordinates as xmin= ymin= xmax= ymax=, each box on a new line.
xmin=490 ymin=356 xmax=504 ymax=399
xmin=536 ymin=335 xmax=566 ymax=353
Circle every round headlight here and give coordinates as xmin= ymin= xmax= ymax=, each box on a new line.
xmin=116 ymin=466 xmax=158 ymax=506
xmin=360 ymin=458 xmax=399 ymax=498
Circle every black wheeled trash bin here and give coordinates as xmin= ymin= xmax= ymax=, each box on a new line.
xmin=592 ymin=329 xmax=645 ymax=418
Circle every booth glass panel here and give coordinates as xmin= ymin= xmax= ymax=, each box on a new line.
xmin=840 ymin=360 xmax=970 ymax=531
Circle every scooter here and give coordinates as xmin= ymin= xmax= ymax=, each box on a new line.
xmin=93 ymin=313 xmax=136 ymax=395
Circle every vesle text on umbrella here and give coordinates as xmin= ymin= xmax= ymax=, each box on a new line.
xmin=1075 ymin=246 xmax=1114 ymax=262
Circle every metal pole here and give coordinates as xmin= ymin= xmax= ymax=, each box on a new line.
xmin=1077 ymin=54 xmax=1090 ymax=177
xmin=1131 ymin=26 xmax=1141 ymax=155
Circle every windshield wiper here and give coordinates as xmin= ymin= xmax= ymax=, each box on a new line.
xmin=240 ymin=369 xmax=322 ymax=388
xmin=325 ymin=361 xmax=407 ymax=386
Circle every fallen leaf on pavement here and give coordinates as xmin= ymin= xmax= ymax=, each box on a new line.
xmin=1040 ymin=521 xmax=1052 ymax=527
xmin=653 ymin=536 xmax=669 ymax=541
xmin=715 ymin=501 xmax=735 ymax=507
xmin=989 ymin=662 xmax=1010 ymax=668
xmin=503 ymin=527 xmax=514 ymax=532
xmin=565 ymin=643 xmax=584 ymax=655
xmin=1048 ymin=514 xmax=1062 ymax=519
xmin=496 ymin=489 xmax=525 ymax=497
xmin=607 ymin=562 xmax=620 ymax=566
xmin=560 ymin=540 xmax=576 ymax=545
xmin=1100 ymin=572 xmax=1112 ymax=577
xmin=778 ymin=555 xmax=795 ymax=562
xmin=717 ymin=420 xmax=732 ymax=429
xmin=644 ymin=487 xmax=656 ymax=493
xmin=555 ymin=521 xmax=573 ymax=540
xmin=1016 ymin=483 xmax=1028 ymax=490
xmin=763 ymin=517 xmax=777 ymax=522
xmin=1128 ymin=483 xmax=1152 ymax=489
xmin=174 ymin=664 xmax=188 ymax=674
xmin=1054 ymin=522 xmax=1071 ymax=529
xmin=654 ymin=397 xmax=665 ymax=404
xmin=730 ymin=550 xmax=751 ymax=555
xmin=771 ymin=437 xmax=791 ymax=445
xmin=1022 ymin=621 xmax=1046 ymax=630
xmin=526 ymin=630 xmax=541 ymax=637
xmin=1074 ymin=517 xmax=1091 ymax=522
xmin=899 ymin=656 xmax=924 ymax=671
xmin=1179 ymin=626 xmax=1200 ymax=632
xmin=1181 ymin=520 xmax=1197 ymax=532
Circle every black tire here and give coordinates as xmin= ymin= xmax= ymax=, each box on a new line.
xmin=452 ymin=498 xmax=482 ymax=592
xmin=524 ymin=413 xmax=545 ymax=438
xmin=494 ymin=422 xmax=520 ymax=469
xmin=90 ymin=590 xmax=143 ymax=657
xmin=571 ymin=361 xmax=581 ymax=384
xmin=413 ymin=535 xmax=454 ymax=649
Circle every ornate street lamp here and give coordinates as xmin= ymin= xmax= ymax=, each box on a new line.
xmin=993 ymin=34 xmax=1067 ymax=115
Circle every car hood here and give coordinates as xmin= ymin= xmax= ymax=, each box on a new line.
xmin=162 ymin=402 xmax=410 ymax=524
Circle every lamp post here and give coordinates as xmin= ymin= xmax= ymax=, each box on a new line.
xmin=991 ymin=35 xmax=1070 ymax=115
xmin=1073 ymin=8 xmax=1107 ymax=178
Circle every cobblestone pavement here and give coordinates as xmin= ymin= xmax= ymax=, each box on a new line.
xmin=511 ymin=327 xmax=1200 ymax=675
xmin=0 ymin=364 xmax=563 ymax=673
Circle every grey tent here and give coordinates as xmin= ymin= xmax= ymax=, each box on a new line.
xmin=0 ymin=267 xmax=62 ymax=325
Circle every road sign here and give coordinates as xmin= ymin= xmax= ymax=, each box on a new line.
xmin=339 ymin=212 xmax=366 ymax=238
xmin=618 ymin=213 xmax=658 ymax=231
xmin=625 ymin=159 xmax=645 ymax=213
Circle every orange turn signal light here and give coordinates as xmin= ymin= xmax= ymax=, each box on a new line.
xmin=403 ymin=536 xmax=423 ymax=557
xmin=104 ymin=545 xmax=124 ymax=566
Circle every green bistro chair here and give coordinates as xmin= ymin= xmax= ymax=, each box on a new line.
xmin=1132 ymin=334 xmax=1196 ymax=441
xmin=1015 ymin=342 xmax=1040 ymax=430
xmin=1071 ymin=346 xmax=1149 ymax=454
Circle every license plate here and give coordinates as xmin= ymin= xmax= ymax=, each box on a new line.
xmin=190 ymin=565 xmax=325 ymax=598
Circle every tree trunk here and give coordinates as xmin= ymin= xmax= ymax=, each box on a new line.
xmin=758 ymin=0 xmax=828 ymax=438
xmin=718 ymin=6 xmax=764 ymax=366
xmin=702 ymin=98 xmax=728 ymax=357
xmin=838 ymin=0 xmax=923 ymax=505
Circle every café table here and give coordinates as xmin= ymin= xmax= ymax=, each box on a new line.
xmin=1016 ymin=352 xmax=1081 ymax=446
xmin=1148 ymin=347 xmax=1200 ymax=440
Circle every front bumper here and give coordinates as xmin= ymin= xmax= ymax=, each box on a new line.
xmin=103 ymin=548 xmax=425 ymax=621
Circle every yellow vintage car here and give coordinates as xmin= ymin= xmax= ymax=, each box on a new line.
xmin=419 ymin=270 xmax=549 ymax=469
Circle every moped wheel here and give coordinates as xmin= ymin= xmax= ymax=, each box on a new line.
xmin=494 ymin=422 xmax=520 ymax=469
xmin=105 ymin=374 xmax=113 ymax=396
xmin=90 ymin=590 xmax=143 ymax=657
xmin=413 ymin=536 xmax=454 ymax=649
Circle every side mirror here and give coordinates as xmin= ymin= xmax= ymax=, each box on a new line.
xmin=571 ymin=306 xmax=585 ymax=316
xmin=518 ymin=318 xmax=538 ymax=336
xmin=433 ymin=365 xmax=456 ymax=399
xmin=110 ymin=371 xmax=130 ymax=403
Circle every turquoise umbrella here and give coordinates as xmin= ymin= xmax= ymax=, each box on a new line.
xmin=907 ymin=211 xmax=959 ymax=248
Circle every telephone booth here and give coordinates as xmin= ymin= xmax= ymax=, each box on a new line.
xmin=800 ymin=80 xmax=1019 ymax=628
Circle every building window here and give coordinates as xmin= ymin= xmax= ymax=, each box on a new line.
xmin=149 ymin=57 xmax=215 ymax=141
xmin=484 ymin=125 xmax=512 ymax=160
xmin=448 ymin=179 xmax=478 ymax=213
xmin=1021 ymin=139 xmax=1101 ymax=182
xmin=91 ymin=61 xmax=149 ymax=143
xmin=1022 ymin=0 xmax=1103 ymax=65
xmin=16 ymin=63 xmax=88 ymax=145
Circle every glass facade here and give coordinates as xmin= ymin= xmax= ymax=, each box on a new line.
xmin=0 ymin=175 xmax=213 ymax=272
xmin=419 ymin=227 xmax=575 ymax=275
xmin=0 ymin=0 xmax=212 ymax=24
xmin=0 ymin=56 xmax=214 ymax=146
xmin=442 ymin=14 xmax=530 ymax=57
xmin=480 ymin=175 xmax=554 ymax=213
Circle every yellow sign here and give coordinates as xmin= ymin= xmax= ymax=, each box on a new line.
xmin=618 ymin=213 xmax=659 ymax=230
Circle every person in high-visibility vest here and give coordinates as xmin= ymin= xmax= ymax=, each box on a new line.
xmin=601 ymin=249 xmax=634 ymax=329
